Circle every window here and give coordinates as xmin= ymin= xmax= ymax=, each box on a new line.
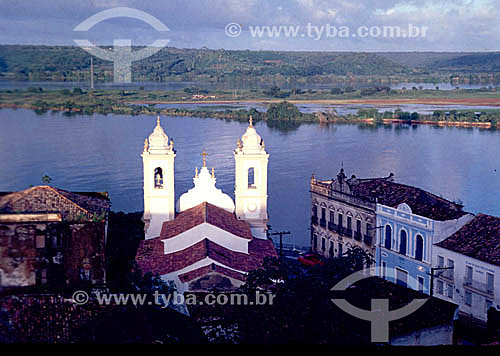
xmin=321 ymin=208 xmax=326 ymax=220
xmin=313 ymin=235 xmax=318 ymax=250
xmin=486 ymin=300 xmax=493 ymax=314
xmin=465 ymin=266 xmax=473 ymax=284
xmin=465 ymin=291 xmax=472 ymax=306
xmin=487 ymin=273 xmax=494 ymax=294
xmin=384 ymin=225 xmax=392 ymax=250
xmin=415 ymin=235 xmax=424 ymax=261
xmin=329 ymin=241 xmax=334 ymax=257
xmin=338 ymin=242 xmax=343 ymax=257
xmin=347 ymin=216 xmax=352 ymax=230
xmin=436 ymin=280 xmax=444 ymax=295
xmin=447 ymin=283 xmax=453 ymax=298
xmin=399 ymin=230 xmax=407 ymax=255
xmin=154 ymin=167 xmax=163 ymax=188
xmin=356 ymin=219 xmax=362 ymax=233
xmin=248 ymin=167 xmax=255 ymax=188
xmin=36 ymin=269 xmax=47 ymax=285
xmin=338 ymin=213 xmax=343 ymax=228
xmin=418 ymin=276 xmax=425 ymax=293
xmin=382 ymin=262 xmax=387 ymax=279
xmin=312 ymin=205 xmax=318 ymax=217
xmin=437 ymin=255 xmax=444 ymax=268
xmin=329 ymin=210 xmax=335 ymax=222
xmin=321 ymin=238 xmax=326 ymax=251
xmin=447 ymin=259 xmax=454 ymax=279
xmin=35 ymin=235 xmax=46 ymax=249
xmin=396 ymin=268 xmax=408 ymax=287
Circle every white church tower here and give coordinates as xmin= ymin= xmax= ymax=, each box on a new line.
xmin=142 ymin=117 xmax=176 ymax=239
xmin=234 ymin=117 xmax=269 ymax=239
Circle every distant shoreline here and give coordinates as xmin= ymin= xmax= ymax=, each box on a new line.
xmin=0 ymin=102 xmax=495 ymax=129
xmin=130 ymin=97 xmax=500 ymax=107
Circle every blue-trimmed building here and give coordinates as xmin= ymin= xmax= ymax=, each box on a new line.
xmin=308 ymin=170 xmax=474 ymax=296
xmin=355 ymin=179 xmax=474 ymax=295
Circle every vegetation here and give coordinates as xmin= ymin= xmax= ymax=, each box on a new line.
xmin=1 ymin=87 xmax=499 ymax=127
xmin=189 ymin=247 xmax=461 ymax=344
xmin=3 ymin=45 xmax=500 ymax=87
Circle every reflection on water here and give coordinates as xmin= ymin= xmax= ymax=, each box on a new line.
xmin=0 ymin=109 xmax=499 ymax=246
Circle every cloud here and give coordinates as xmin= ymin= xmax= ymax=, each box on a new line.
xmin=0 ymin=0 xmax=499 ymax=50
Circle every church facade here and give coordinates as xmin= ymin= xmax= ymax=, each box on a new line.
xmin=135 ymin=117 xmax=277 ymax=292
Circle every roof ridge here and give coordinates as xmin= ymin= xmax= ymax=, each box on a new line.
xmin=45 ymin=186 xmax=91 ymax=216
xmin=0 ymin=186 xmax=38 ymax=206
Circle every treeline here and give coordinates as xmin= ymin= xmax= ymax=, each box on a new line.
xmin=0 ymin=45 xmax=441 ymax=85
xmin=356 ymin=108 xmax=498 ymax=125
xmin=1 ymin=87 xmax=499 ymax=127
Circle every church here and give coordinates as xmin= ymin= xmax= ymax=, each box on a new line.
xmin=135 ymin=117 xmax=277 ymax=292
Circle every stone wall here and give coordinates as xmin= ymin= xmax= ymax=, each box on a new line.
xmin=0 ymin=220 xmax=106 ymax=289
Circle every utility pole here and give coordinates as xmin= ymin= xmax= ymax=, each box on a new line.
xmin=270 ymin=231 xmax=291 ymax=257
xmin=428 ymin=267 xmax=454 ymax=297
xmin=90 ymin=56 xmax=94 ymax=90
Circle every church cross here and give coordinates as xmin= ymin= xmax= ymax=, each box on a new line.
xmin=201 ymin=150 xmax=208 ymax=167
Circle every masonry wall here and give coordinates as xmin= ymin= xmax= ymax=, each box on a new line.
xmin=0 ymin=221 xmax=106 ymax=289
xmin=433 ymin=246 xmax=500 ymax=322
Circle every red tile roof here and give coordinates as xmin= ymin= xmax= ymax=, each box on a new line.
xmin=436 ymin=213 xmax=500 ymax=266
xmin=136 ymin=237 xmax=277 ymax=276
xmin=178 ymin=263 xmax=247 ymax=283
xmin=350 ymin=179 xmax=466 ymax=221
xmin=158 ymin=202 xmax=252 ymax=240
xmin=0 ymin=186 xmax=110 ymax=221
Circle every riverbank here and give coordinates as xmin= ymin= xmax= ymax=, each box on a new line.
xmin=132 ymin=97 xmax=500 ymax=107
xmin=1 ymin=88 xmax=499 ymax=128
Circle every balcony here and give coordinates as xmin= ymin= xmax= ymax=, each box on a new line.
xmin=464 ymin=279 xmax=494 ymax=296
xmin=353 ymin=231 xmax=362 ymax=241
xmin=311 ymin=216 xmax=318 ymax=225
xmin=320 ymin=219 xmax=327 ymax=228
xmin=328 ymin=222 xmax=337 ymax=232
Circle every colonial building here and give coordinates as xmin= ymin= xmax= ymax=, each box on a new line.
xmin=310 ymin=169 xmax=380 ymax=259
xmin=0 ymin=186 xmax=110 ymax=290
xmin=372 ymin=180 xmax=473 ymax=295
xmin=433 ymin=214 xmax=500 ymax=322
xmin=310 ymin=169 xmax=474 ymax=296
xmin=136 ymin=117 xmax=276 ymax=293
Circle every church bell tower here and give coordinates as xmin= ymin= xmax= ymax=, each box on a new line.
xmin=142 ymin=117 xmax=176 ymax=239
xmin=234 ymin=117 xmax=269 ymax=239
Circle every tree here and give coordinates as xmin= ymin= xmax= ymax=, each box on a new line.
xmin=266 ymin=101 xmax=302 ymax=121
xmin=228 ymin=247 xmax=377 ymax=344
xmin=41 ymin=174 xmax=52 ymax=185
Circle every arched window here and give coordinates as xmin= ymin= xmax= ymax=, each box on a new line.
xmin=248 ymin=167 xmax=255 ymax=188
xmin=154 ymin=167 xmax=163 ymax=188
xmin=399 ymin=230 xmax=407 ymax=255
xmin=415 ymin=235 xmax=424 ymax=261
xmin=384 ymin=225 xmax=392 ymax=250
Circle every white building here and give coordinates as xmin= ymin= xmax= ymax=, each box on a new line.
xmin=433 ymin=213 xmax=500 ymax=322
xmin=136 ymin=117 xmax=276 ymax=293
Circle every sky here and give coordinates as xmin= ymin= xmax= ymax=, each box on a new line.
xmin=1 ymin=0 xmax=499 ymax=51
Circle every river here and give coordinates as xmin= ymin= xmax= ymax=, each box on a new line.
xmin=0 ymin=108 xmax=499 ymax=247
